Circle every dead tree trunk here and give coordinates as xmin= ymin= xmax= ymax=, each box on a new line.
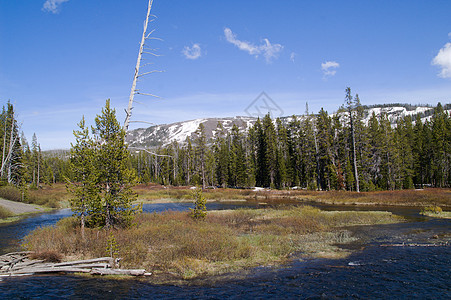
xmin=124 ymin=0 xmax=153 ymax=132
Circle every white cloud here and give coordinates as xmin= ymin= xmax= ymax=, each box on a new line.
xmin=290 ymin=52 xmax=296 ymax=63
xmin=448 ymin=32 xmax=451 ymax=39
xmin=321 ymin=61 xmax=340 ymax=77
xmin=432 ymin=42 xmax=451 ymax=78
xmin=224 ymin=28 xmax=283 ymax=63
xmin=42 ymin=0 xmax=69 ymax=14
xmin=182 ymin=44 xmax=202 ymax=60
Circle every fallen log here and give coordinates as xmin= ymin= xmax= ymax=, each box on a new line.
xmin=90 ymin=268 xmax=151 ymax=276
xmin=7 ymin=267 xmax=92 ymax=275
xmin=52 ymin=257 xmax=114 ymax=267
xmin=0 ymin=251 xmax=32 ymax=257
xmin=380 ymin=243 xmax=448 ymax=247
xmin=11 ymin=259 xmax=45 ymax=269
xmin=0 ymin=254 xmax=151 ymax=277
xmin=13 ymin=262 xmax=110 ymax=271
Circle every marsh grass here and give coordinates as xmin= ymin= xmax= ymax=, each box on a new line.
xmin=28 ymin=184 xmax=69 ymax=208
xmin=133 ymin=184 xmax=450 ymax=207
xmin=0 ymin=185 xmax=23 ymax=202
xmin=0 ymin=184 xmax=68 ymax=208
xmin=6 ymin=183 xmax=447 ymax=208
xmin=23 ymin=206 xmax=400 ymax=280
xmin=0 ymin=205 xmax=13 ymax=219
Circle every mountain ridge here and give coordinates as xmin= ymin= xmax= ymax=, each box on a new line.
xmin=126 ymin=103 xmax=450 ymax=148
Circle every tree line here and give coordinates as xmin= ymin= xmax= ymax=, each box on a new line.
xmin=129 ymin=93 xmax=450 ymax=191
xmin=1 ymin=90 xmax=450 ymax=193
xmin=0 ymin=102 xmax=71 ymax=192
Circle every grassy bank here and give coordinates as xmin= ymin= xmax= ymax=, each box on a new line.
xmin=0 ymin=184 xmax=69 ymax=208
xmin=420 ymin=206 xmax=451 ymax=219
xmin=135 ymin=185 xmax=451 ymax=208
xmin=1 ymin=183 xmax=447 ymax=208
xmin=23 ymin=206 xmax=401 ymax=281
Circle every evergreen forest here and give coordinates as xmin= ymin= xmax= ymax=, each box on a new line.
xmin=1 ymin=98 xmax=450 ymax=193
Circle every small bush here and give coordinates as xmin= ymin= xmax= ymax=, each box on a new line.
xmin=0 ymin=205 xmax=13 ymax=219
xmin=0 ymin=185 xmax=22 ymax=202
xmin=421 ymin=205 xmax=443 ymax=214
xmin=29 ymin=250 xmax=63 ymax=263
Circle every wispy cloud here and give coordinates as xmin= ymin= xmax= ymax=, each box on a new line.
xmin=182 ymin=43 xmax=202 ymax=60
xmin=224 ymin=28 xmax=283 ymax=63
xmin=42 ymin=0 xmax=69 ymax=14
xmin=290 ymin=52 xmax=296 ymax=63
xmin=432 ymin=42 xmax=451 ymax=78
xmin=321 ymin=61 xmax=340 ymax=78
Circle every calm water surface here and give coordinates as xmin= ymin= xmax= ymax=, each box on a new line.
xmin=0 ymin=201 xmax=449 ymax=299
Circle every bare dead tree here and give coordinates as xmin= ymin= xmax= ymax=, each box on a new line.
xmin=345 ymin=87 xmax=360 ymax=193
xmin=0 ymin=109 xmax=21 ymax=184
xmin=124 ymin=0 xmax=163 ymax=133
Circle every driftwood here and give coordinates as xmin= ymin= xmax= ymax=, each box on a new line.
xmin=380 ymin=242 xmax=448 ymax=247
xmin=90 ymin=268 xmax=151 ymax=276
xmin=0 ymin=252 xmax=151 ymax=277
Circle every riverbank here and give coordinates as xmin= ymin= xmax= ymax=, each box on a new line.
xmin=134 ymin=185 xmax=451 ymax=208
xmin=23 ymin=206 xmax=402 ymax=282
xmin=0 ymin=198 xmax=50 ymax=224
xmin=5 ymin=183 xmax=448 ymax=208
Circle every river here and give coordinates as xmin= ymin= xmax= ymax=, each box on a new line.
xmin=0 ymin=201 xmax=449 ymax=299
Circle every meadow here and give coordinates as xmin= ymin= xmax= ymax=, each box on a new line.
xmin=24 ymin=206 xmax=401 ymax=281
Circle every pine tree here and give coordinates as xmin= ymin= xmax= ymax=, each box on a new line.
xmin=430 ymin=103 xmax=450 ymax=187
xmin=213 ymin=122 xmax=229 ymax=188
xmin=92 ymin=99 xmax=138 ymax=228
xmin=412 ymin=114 xmax=425 ymax=187
xmin=316 ymin=108 xmax=333 ymax=190
xmin=229 ymin=124 xmax=246 ymax=187
xmin=67 ymin=116 xmax=99 ymax=236
xmin=193 ymin=123 xmax=207 ymax=189
xmin=301 ymin=113 xmax=318 ymax=190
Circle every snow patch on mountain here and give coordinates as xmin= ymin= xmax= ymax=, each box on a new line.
xmin=126 ymin=104 xmax=447 ymax=148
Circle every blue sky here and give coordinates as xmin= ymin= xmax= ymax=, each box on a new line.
xmin=1 ymin=0 xmax=450 ymax=149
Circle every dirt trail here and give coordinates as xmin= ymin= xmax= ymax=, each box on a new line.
xmin=0 ymin=198 xmax=45 ymax=215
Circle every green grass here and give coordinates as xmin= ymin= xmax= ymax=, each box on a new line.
xmin=23 ymin=206 xmax=401 ymax=281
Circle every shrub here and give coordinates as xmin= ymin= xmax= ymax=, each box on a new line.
xmin=421 ymin=205 xmax=443 ymax=214
xmin=0 ymin=185 xmax=22 ymax=202
xmin=190 ymin=188 xmax=207 ymax=220
xmin=29 ymin=250 xmax=63 ymax=263
xmin=0 ymin=205 xmax=13 ymax=219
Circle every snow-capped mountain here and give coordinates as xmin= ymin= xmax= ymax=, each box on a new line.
xmin=126 ymin=104 xmax=448 ymax=148
xmin=126 ymin=116 xmax=256 ymax=148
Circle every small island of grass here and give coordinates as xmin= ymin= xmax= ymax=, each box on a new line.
xmin=23 ymin=206 xmax=401 ymax=281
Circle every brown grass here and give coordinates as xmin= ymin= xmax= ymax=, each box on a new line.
xmin=23 ymin=206 xmax=400 ymax=280
xmin=0 ymin=205 xmax=13 ymax=219
xmin=7 ymin=183 xmax=446 ymax=209
xmin=0 ymin=184 xmax=69 ymax=208
xmin=29 ymin=250 xmax=63 ymax=263
xmin=133 ymin=185 xmax=450 ymax=207
xmin=28 ymin=184 xmax=69 ymax=208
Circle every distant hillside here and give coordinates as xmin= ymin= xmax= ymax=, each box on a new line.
xmin=126 ymin=104 xmax=448 ymax=148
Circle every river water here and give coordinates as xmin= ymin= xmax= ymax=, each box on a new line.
xmin=0 ymin=201 xmax=449 ymax=299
